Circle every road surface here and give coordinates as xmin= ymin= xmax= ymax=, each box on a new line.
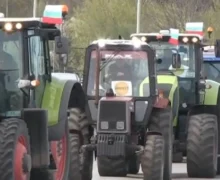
xmin=92 ymin=162 xmax=220 ymax=180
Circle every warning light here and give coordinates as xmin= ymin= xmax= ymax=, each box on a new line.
xmin=62 ymin=5 xmax=68 ymax=18
xmin=157 ymin=34 xmax=163 ymax=39
xmin=207 ymin=27 xmax=213 ymax=33
xmin=31 ymin=80 xmax=40 ymax=87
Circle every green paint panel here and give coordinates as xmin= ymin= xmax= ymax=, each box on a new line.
xmin=41 ymin=74 xmax=67 ymax=126
xmin=139 ymin=75 xmax=179 ymax=127
xmin=204 ymin=80 xmax=219 ymax=105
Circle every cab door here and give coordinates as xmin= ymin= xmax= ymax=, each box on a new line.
xmin=28 ymin=30 xmax=47 ymax=107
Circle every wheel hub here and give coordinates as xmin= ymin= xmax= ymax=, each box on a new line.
xmin=22 ymin=153 xmax=31 ymax=173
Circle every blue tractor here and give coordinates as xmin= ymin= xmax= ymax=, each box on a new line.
xmin=203 ymin=42 xmax=220 ymax=82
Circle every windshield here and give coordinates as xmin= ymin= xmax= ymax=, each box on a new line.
xmin=203 ymin=62 xmax=220 ymax=82
xmin=87 ymin=50 xmax=149 ymax=97
xmin=0 ymin=30 xmax=23 ymax=115
xmin=149 ymin=42 xmax=196 ymax=77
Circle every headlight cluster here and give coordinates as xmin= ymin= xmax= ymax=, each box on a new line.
xmin=100 ymin=121 xmax=125 ymax=130
xmin=182 ymin=37 xmax=199 ymax=43
xmin=4 ymin=22 xmax=22 ymax=31
xmin=132 ymin=36 xmax=200 ymax=43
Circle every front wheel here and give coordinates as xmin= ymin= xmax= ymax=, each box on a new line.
xmin=50 ymin=121 xmax=70 ymax=180
xmin=141 ymin=134 xmax=164 ymax=180
xmin=0 ymin=118 xmax=31 ymax=180
xmin=149 ymin=107 xmax=173 ymax=180
xmin=187 ymin=113 xmax=218 ymax=178
xmin=128 ymin=154 xmax=140 ymax=174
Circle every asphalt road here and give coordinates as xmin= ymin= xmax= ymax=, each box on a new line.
xmin=92 ymin=162 xmax=220 ymax=180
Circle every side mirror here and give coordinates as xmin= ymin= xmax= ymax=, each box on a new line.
xmin=55 ymin=36 xmax=69 ymax=54
xmin=172 ymin=53 xmax=181 ymax=69
xmin=215 ymin=39 xmax=220 ymax=57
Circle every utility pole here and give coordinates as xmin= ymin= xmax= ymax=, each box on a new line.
xmin=33 ymin=0 xmax=37 ymax=17
xmin=136 ymin=0 xmax=141 ymax=33
xmin=5 ymin=0 xmax=8 ymax=17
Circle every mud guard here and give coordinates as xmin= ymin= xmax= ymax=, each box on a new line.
xmin=47 ymin=80 xmax=85 ymax=141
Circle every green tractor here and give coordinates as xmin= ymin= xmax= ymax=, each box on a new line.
xmin=71 ymin=38 xmax=173 ymax=180
xmin=131 ymin=31 xmax=220 ymax=178
xmin=0 ymin=6 xmax=87 ymax=180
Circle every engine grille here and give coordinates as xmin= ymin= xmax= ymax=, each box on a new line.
xmin=98 ymin=101 xmax=127 ymax=132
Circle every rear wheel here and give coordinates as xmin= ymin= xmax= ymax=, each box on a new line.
xmin=187 ymin=114 xmax=218 ymax=178
xmin=50 ymin=121 xmax=70 ymax=180
xmin=68 ymin=108 xmax=93 ymax=180
xmin=97 ymin=156 xmax=128 ymax=176
xmin=0 ymin=119 xmax=31 ymax=180
xmin=141 ymin=134 xmax=164 ymax=180
xmin=149 ymin=107 xmax=173 ymax=180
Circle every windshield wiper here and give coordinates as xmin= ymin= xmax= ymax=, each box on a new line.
xmin=100 ymin=50 xmax=122 ymax=71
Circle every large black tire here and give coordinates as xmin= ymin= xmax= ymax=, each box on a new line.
xmin=0 ymin=119 xmax=31 ymax=180
xmin=68 ymin=108 xmax=93 ymax=180
xmin=141 ymin=134 xmax=164 ymax=180
xmin=149 ymin=107 xmax=173 ymax=180
xmin=187 ymin=113 xmax=218 ymax=178
xmin=128 ymin=154 xmax=140 ymax=174
xmin=97 ymin=156 xmax=128 ymax=176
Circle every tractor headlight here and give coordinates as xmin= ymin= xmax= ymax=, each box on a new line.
xmin=97 ymin=39 xmax=105 ymax=48
xmin=192 ymin=37 xmax=198 ymax=43
xmin=116 ymin=121 xmax=124 ymax=130
xmin=141 ymin=36 xmax=147 ymax=42
xmin=100 ymin=121 xmax=108 ymax=129
xmin=15 ymin=23 xmax=22 ymax=29
xmin=4 ymin=23 xmax=12 ymax=31
xmin=182 ymin=37 xmax=188 ymax=43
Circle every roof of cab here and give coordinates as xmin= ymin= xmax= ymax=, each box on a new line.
xmin=131 ymin=33 xmax=203 ymax=40
xmin=0 ymin=18 xmax=41 ymax=22
xmin=90 ymin=39 xmax=149 ymax=46
xmin=0 ymin=17 xmax=57 ymax=29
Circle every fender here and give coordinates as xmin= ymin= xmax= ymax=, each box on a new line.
xmin=41 ymin=73 xmax=84 ymax=141
xmin=204 ymin=80 xmax=220 ymax=105
xmin=139 ymin=75 xmax=179 ymax=126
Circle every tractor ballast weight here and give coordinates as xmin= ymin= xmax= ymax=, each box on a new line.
xmin=131 ymin=27 xmax=220 ymax=178
xmin=70 ymin=39 xmax=174 ymax=180
xmin=0 ymin=4 xmax=87 ymax=180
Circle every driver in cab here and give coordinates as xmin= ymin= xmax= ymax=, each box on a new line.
xmin=106 ymin=55 xmax=132 ymax=81
xmin=0 ymin=40 xmax=17 ymax=70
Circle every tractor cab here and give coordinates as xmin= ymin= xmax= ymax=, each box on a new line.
xmin=83 ymin=39 xmax=157 ymax=124
xmin=131 ymin=31 xmax=204 ymax=108
xmin=0 ymin=16 xmax=68 ymax=117
xmin=82 ymin=38 xmax=174 ymax=179
xmin=203 ymin=43 xmax=220 ymax=82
